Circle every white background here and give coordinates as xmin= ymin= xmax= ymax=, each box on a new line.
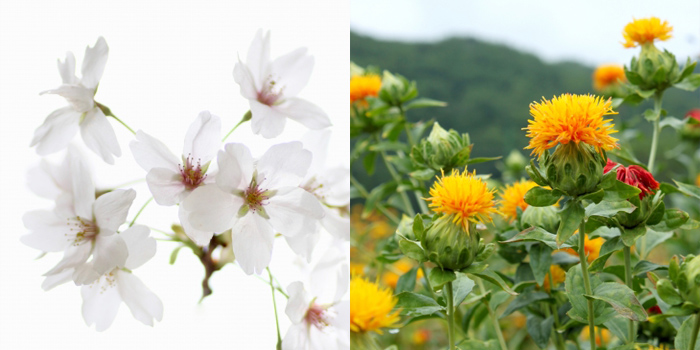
xmin=0 ymin=0 xmax=349 ymax=349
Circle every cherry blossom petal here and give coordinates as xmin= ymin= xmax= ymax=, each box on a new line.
xmin=257 ymin=142 xmax=310 ymax=188
xmin=42 ymin=269 xmax=74 ymax=291
xmin=80 ymin=107 xmax=121 ymax=164
xmin=183 ymin=111 xmax=221 ymax=164
xmin=332 ymin=300 xmax=350 ymax=331
xmin=81 ymin=276 xmax=121 ymax=332
xmin=285 ymin=281 xmax=310 ymax=324
xmin=30 ymin=107 xmax=81 ymax=155
xmin=282 ymin=322 xmax=309 ymax=350
xmin=58 ymin=51 xmax=77 ymax=85
xmin=70 ymin=149 xmax=95 ymax=219
xmin=178 ymin=205 xmax=214 ymax=247
xmin=233 ymin=61 xmax=258 ymax=100
xmin=94 ymin=189 xmax=136 ymax=233
xmin=321 ymin=208 xmax=350 ymax=241
xmin=120 ymin=225 xmax=156 ymax=270
xmin=216 ymin=143 xmax=253 ymax=192
xmin=21 ymin=210 xmax=71 ymax=252
xmin=246 ymin=29 xmax=270 ymax=88
xmin=266 ymin=187 xmax=324 ymax=238
xmin=80 ymin=36 xmax=109 ymax=90
xmin=320 ymin=167 xmax=350 ymax=207
xmin=40 ymin=85 xmax=94 ymax=113
xmin=309 ymin=326 xmax=343 ymax=350
xmin=129 ymin=130 xmax=180 ymax=172
xmin=277 ymin=97 xmax=331 ymax=130
xmin=250 ymin=100 xmax=287 ymax=138
xmin=231 ymin=213 xmax=274 ymax=275
xmin=285 ymin=231 xmax=320 ymax=263
xmin=270 ymin=47 xmax=313 ymax=97
xmin=27 ymin=160 xmax=63 ymax=199
xmin=72 ymin=262 xmax=101 ymax=285
xmin=184 ymin=185 xmax=241 ymax=234
xmin=301 ymin=129 xmax=331 ymax=175
xmin=146 ymin=168 xmax=186 ymax=206
xmin=92 ymin=234 xmax=128 ymax=276
xmin=44 ymin=243 xmax=92 ymax=276
xmin=310 ymin=244 xmax=348 ymax=302
xmin=117 ymin=270 xmax=164 ymax=327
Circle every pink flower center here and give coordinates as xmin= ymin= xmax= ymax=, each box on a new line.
xmin=67 ymin=216 xmax=98 ymax=245
xmin=257 ymin=76 xmax=284 ymax=106
xmin=179 ymin=154 xmax=207 ymax=191
xmin=244 ymin=179 xmax=269 ymax=212
xmin=305 ymin=303 xmax=332 ymax=330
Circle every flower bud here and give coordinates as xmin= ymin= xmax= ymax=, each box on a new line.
xmin=421 ymin=214 xmax=481 ymax=271
xmin=544 ymin=142 xmax=606 ymax=197
xmin=628 ymin=43 xmax=681 ymax=92
xmin=679 ymin=109 xmax=700 ymax=142
xmin=521 ymin=205 xmax=560 ymax=233
xmin=677 ymin=255 xmax=700 ymax=307
xmin=412 ymin=122 xmax=471 ymax=172
xmin=604 ymin=159 xmax=661 ymax=228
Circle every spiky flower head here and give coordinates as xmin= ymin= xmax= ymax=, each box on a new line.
xmin=524 ymin=94 xmax=619 ymax=157
xmin=623 ymin=17 xmax=673 ymax=48
xmin=593 ymin=64 xmax=627 ymax=91
xmin=499 ymin=180 xmax=538 ymax=222
xmin=426 ymin=169 xmax=499 ymax=231
xmin=350 ymin=74 xmax=382 ymax=104
xmin=350 ymin=276 xmax=401 ymax=334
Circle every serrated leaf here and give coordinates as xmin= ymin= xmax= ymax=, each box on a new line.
xmin=429 ymin=268 xmax=456 ymax=291
xmin=566 ymin=264 xmax=617 ymax=325
xmin=557 ymin=200 xmax=585 ymax=247
xmin=585 ymin=200 xmax=637 ymax=218
xmin=585 ymin=282 xmax=648 ymax=321
xmin=602 ymin=180 xmax=643 ymax=201
xmin=395 ymin=292 xmax=445 ymax=316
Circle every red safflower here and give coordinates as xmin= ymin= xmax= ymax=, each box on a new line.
xmin=686 ymin=109 xmax=700 ymax=124
xmin=604 ymin=159 xmax=659 ymax=199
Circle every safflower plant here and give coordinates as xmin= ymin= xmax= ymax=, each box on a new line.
xmin=350 ymin=16 xmax=700 ymax=350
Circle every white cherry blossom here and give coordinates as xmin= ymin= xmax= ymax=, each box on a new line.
xmin=233 ymin=29 xmax=331 ymax=138
xmin=183 ymin=141 xmax=324 ymax=274
xmin=31 ymin=37 xmax=121 ymax=164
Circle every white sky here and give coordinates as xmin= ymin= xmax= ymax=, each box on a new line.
xmin=351 ymin=0 xmax=700 ymax=66
xmin=0 ymin=0 xmax=349 ymax=349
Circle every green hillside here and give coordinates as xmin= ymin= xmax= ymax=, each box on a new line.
xmin=351 ymin=32 xmax=700 ymax=184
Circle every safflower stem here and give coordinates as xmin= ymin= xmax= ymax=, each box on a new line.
xmin=578 ymin=216 xmax=596 ymax=350
xmin=647 ymin=92 xmax=664 ymax=172
xmin=445 ymin=281 xmax=456 ymax=350
xmin=477 ymin=278 xmax=508 ymax=350
xmin=623 ymin=246 xmax=635 ymax=343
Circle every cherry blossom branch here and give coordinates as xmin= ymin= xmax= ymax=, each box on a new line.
xmin=129 ymin=197 xmax=153 ymax=227
xmin=267 ymin=267 xmax=283 ymax=350
xmin=222 ymin=110 xmax=252 ymax=142
xmin=96 ymin=102 xmax=136 ymax=135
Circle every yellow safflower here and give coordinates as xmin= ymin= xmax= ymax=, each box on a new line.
xmin=499 ymin=180 xmax=538 ymax=222
xmin=623 ymin=17 xmax=673 ymax=48
xmin=582 ymin=326 xmax=611 ymax=346
xmin=382 ymin=258 xmax=424 ymax=289
xmin=695 ymin=173 xmax=700 ymax=187
xmin=411 ymin=329 xmax=431 ymax=345
xmin=350 ymin=276 xmax=401 ymax=334
xmin=524 ymin=94 xmax=619 ymax=157
xmin=541 ymin=265 xmax=567 ymax=292
xmin=350 ymin=74 xmax=382 ymax=104
xmin=593 ymin=64 xmax=627 ymax=91
xmin=426 ymin=169 xmax=500 ymax=232
xmin=563 ymin=234 xmax=604 ymax=263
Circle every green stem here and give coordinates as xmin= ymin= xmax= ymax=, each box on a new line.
xmin=623 ymin=246 xmax=635 ymax=343
xmin=420 ymin=263 xmax=437 ymax=299
xmin=267 ymin=267 xmax=283 ymax=350
xmin=375 ymin=135 xmax=415 ymax=216
xmin=549 ymin=273 xmax=566 ymax=350
xmin=446 ymin=281 xmax=456 ymax=350
xmin=350 ymin=175 xmax=400 ymax=224
xmin=578 ymin=216 xmax=596 ymax=350
xmin=690 ymin=313 xmax=700 ymax=350
xmin=647 ymin=92 xmax=664 ymax=172
xmin=222 ymin=110 xmax=252 ymax=142
xmin=478 ymin=278 xmax=508 ymax=350
xmin=110 ymin=114 xmax=136 ymax=135
xmin=129 ymin=197 xmax=153 ymax=227
xmin=96 ymin=102 xmax=136 ymax=135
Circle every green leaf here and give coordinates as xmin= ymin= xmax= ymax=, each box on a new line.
xmin=633 ymin=260 xmax=667 ymax=277
xmin=644 ymin=108 xmax=659 ymax=122
xmin=602 ymin=180 xmax=643 ymax=201
xmin=636 ymin=229 xmax=673 ymax=259
xmin=472 ymin=269 xmax=518 ymax=296
xmin=452 ymin=273 xmax=476 ymax=307
xmin=363 ymin=182 xmax=397 ymax=218
xmin=657 ymin=279 xmax=682 ymax=306
xmin=530 ymin=244 xmax=553 ymax=287
xmin=649 ymin=209 xmax=690 ymax=231
xmin=604 ymin=316 xmax=637 ymax=345
xmin=674 ymin=73 xmax=700 ymax=91
xmin=169 ymin=245 xmax=184 ymax=265
xmin=566 ymin=264 xmax=617 ymax=325
xmin=557 ymin=200 xmax=585 ymax=247
xmin=429 ymin=267 xmax=456 ymax=291
xmin=589 ymin=236 xmax=624 ymax=273
xmin=675 ymin=315 xmax=700 ymax=350
xmin=585 ymin=200 xmax=637 ymax=218
xmin=369 ymin=141 xmax=409 ymax=152
xmin=621 ymin=225 xmax=647 ymax=247
xmin=412 ymin=214 xmax=425 ymax=241
xmin=455 ymin=340 xmax=500 ymax=350
xmin=500 ymin=226 xmax=570 ymax=250
xmin=394 ymin=292 xmax=445 ymax=316
xmin=524 ymin=186 xmax=562 ymax=207
xmin=580 ymin=188 xmax=605 ymax=204
xmin=584 ymin=282 xmax=648 ymax=321
xmin=466 ymin=156 xmax=502 ymax=165
xmin=409 ymin=168 xmax=435 ymax=181
xmin=489 ymin=290 xmax=510 ymax=310
xmin=526 ymin=160 xmax=548 ymax=186
xmin=660 ymin=116 xmax=686 ymax=130
xmin=404 ymin=97 xmax=447 ymax=110
xmin=395 ymin=267 xmax=418 ymax=294
xmin=502 ymin=291 xmax=551 ymax=317
xmin=527 ymin=314 xmax=554 ymax=349
xmin=363 ymin=151 xmax=377 ymax=175
xmin=398 ymin=237 xmax=426 ymax=262
xmin=674 ymin=180 xmax=700 ymax=199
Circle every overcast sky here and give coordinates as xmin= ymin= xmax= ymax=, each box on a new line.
xmin=351 ymin=0 xmax=700 ymax=66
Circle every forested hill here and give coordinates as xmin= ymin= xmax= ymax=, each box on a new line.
xmin=351 ymin=32 xmax=699 ymax=178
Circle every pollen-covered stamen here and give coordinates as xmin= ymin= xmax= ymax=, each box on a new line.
xmin=89 ymin=269 xmax=118 ymax=294
xmin=305 ymin=303 xmax=334 ymax=330
xmin=66 ymin=216 xmax=98 ymax=246
xmin=244 ymin=177 xmax=270 ymax=212
xmin=179 ymin=154 xmax=208 ymax=191
xmin=301 ymin=177 xmax=326 ymax=202
xmin=257 ymin=76 xmax=285 ymax=106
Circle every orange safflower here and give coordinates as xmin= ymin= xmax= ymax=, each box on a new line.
xmin=623 ymin=17 xmax=673 ymax=48
xmin=593 ymin=64 xmax=627 ymax=91
xmin=350 ymin=276 xmax=401 ymax=334
xmin=499 ymin=180 xmax=538 ymax=222
xmin=350 ymin=74 xmax=382 ymax=104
